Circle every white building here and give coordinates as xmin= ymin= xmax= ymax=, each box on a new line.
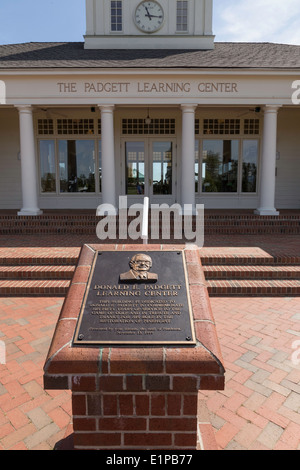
xmin=0 ymin=0 xmax=300 ymax=216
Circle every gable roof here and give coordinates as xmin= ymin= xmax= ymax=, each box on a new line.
xmin=0 ymin=41 xmax=299 ymax=70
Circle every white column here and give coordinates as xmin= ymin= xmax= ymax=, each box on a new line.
xmin=255 ymin=105 xmax=281 ymax=216
xmin=99 ymin=105 xmax=117 ymax=211
xmin=16 ymin=105 xmax=42 ymax=216
xmin=181 ymin=104 xmax=197 ymax=214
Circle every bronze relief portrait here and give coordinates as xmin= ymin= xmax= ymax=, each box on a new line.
xmin=120 ymin=254 xmax=158 ymax=283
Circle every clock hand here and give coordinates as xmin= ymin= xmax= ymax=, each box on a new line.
xmin=144 ymin=6 xmax=152 ymax=20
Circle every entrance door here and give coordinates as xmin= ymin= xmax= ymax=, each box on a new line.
xmin=123 ymin=138 xmax=175 ymax=205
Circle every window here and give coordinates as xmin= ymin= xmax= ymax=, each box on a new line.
xmin=111 ymin=1 xmax=123 ymax=32
xmin=202 ymin=140 xmax=239 ymax=193
xmin=244 ymin=119 xmax=260 ymax=135
xmin=38 ymin=119 xmax=54 ymax=136
xmin=203 ymin=119 xmax=240 ymax=135
xmin=177 ymin=1 xmax=188 ymax=32
xmin=195 ymin=116 xmax=261 ymax=194
xmin=99 ymin=140 xmax=102 ymax=193
xmin=58 ymin=140 xmax=95 ymax=193
xmin=40 ymin=140 xmax=56 ymax=192
xmin=242 ymin=140 xmax=258 ymax=192
xmin=57 ymin=119 xmax=94 ymax=135
xmin=125 ymin=142 xmax=145 ymax=196
xmin=152 ymin=142 xmax=173 ymax=195
xmin=122 ymin=119 xmax=176 ymax=135
xmin=37 ymin=116 xmax=102 ymax=195
xmin=195 ymin=140 xmax=199 ymax=193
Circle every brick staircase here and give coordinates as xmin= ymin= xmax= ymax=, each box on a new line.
xmin=0 ymin=248 xmax=78 ymax=296
xmin=201 ymin=250 xmax=300 ymax=297
xmin=0 ymin=246 xmax=299 ymax=297
xmin=0 ymin=210 xmax=299 ymax=235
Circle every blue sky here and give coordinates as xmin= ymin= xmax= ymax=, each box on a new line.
xmin=0 ymin=0 xmax=300 ymax=45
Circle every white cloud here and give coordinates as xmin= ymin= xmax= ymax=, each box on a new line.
xmin=214 ymin=0 xmax=300 ymax=44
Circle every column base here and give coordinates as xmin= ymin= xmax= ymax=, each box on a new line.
xmin=96 ymin=205 xmax=118 ymax=216
xmin=18 ymin=209 xmax=43 ymax=217
xmin=254 ymin=208 xmax=280 ymax=216
xmin=179 ymin=205 xmax=196 ymax=216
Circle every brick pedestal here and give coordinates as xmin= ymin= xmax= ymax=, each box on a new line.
xmin=44 ymin=244 xmax=225 ymax=450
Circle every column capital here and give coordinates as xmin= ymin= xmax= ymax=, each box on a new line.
xmin=14 ymin=105 xmax=33 ymax=114
xmin=98 ymin=104 xmax=115 ymax=113
xmin=263 ymin=105 xmax=282 ymax=113
xmin=181 ymin=104 xmax=198 ymax=112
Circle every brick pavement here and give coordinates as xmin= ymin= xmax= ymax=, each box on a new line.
xmin=200 ymin=297 xmax=300 ymax=450
xmin=0 ymin=295 xmax=299 ymax=450
xmin=0 ymin=298 xmax=71 ymax=450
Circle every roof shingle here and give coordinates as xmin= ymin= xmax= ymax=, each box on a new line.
xmin=0 ymin=42 xmax=299 ymax=69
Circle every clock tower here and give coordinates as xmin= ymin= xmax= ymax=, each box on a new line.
xmin=84 ymin=0 xmax=214 ymax=49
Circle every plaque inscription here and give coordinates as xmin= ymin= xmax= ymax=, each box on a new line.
xmin=73 ymin=251 xmax=196 ymax=346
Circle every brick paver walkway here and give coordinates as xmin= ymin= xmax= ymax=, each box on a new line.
xmin=202 ymin=297 xmax=300 ymax=450
xmin=0 ymin=227 xmax=299 ymax=449
xmin=0 ymin=295 xmax=299 ymax=450
xmin=0 ymin=298 xmax=70 ymax=450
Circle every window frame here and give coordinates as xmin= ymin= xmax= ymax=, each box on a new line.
xmin=194 ymin=117 xmax=261 ymax=196
xmin=176 ymin=0 xmax=189 ymax=33
xmin=37 ymin=118 xmax=102 ymax=196
xmin=110 ymin=0 xmax=123 ymax=33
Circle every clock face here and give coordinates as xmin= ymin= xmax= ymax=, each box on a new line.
xmin=134 ymin=1 xmax=164 ymax=34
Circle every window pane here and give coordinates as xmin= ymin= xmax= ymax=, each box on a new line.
xmin=152 ymin=142 xmax=172 ymax=195
xmin=177 ymin=0 xmax=188 ymax=31
xmin=125 ymin=142 xmax=145 ymax=195
xmin=242 ymin=140 xmax=258 ymax=192
xmin=111 ymin=0 xmax=122 ymax=31
xmin=99 ymin=140 xmax=102 ymax=193
xmin=202 ymin=140 xmax=238 ymax=193
xmin=40 ymin=140 xmax=56 ymax=193
xmin=59 ymin=140 xmax=95 ymax=193
xmin=195 ymin=140 xmax=199 ymax=193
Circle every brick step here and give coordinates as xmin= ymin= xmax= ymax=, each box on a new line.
xmin=200 ymin=255 xmax=300 ymax=266
xmin=0 ymin=247 xmax=80 ymax=266
xmin=0 ymin=214 xmax=300 ymax=235
xmin=204 ymin=265 xmax=300 ymax=280
xmin=207 ymin=279 xmax=300 ymax=296
xmin=0 ymin=257 xmax=78 ymax=266
xmin=1 ymin=228 xmax=300 ymax=236
xmin=0 ymin=279 xmax=70 ymax=296
xmin=0 ymin=265 xmax=75 ymax=280
xmin=204 ymin=228 xmax=300 ymax=235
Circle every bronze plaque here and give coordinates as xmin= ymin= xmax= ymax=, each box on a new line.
xmin=73 ymin=251 xmax=196 ymax=346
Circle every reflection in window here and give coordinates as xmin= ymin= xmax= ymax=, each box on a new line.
xmin=40 ymin=140 xmax=56 ymax=192
xmin=59 ymin=140 xmax=95 ymax=193
xmin=99 ymin=140 xmax=102 ymax=192
xmin=195 ymin=140 xmax=199 ymax=193
xmin=202 ymin=140 xmax=239 ymax=193
xmin=152 ymin=142 xmax=172 ymax=195
xmin=242 ymin=140 xmax=258 ymax=192
xmin=125 ymin=142 xmax=145 ymax=195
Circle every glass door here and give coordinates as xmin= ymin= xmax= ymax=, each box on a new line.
xmin=123 ymin=139 xmax=175 ymax=205
xmin=125 ymin=141 xmax=147 ymax=199
xmin=151 ymin=140 xmax=173 ymax=200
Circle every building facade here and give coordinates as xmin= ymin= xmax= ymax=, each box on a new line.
xmin=0 ymin=0 xmax=300 ymax=216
